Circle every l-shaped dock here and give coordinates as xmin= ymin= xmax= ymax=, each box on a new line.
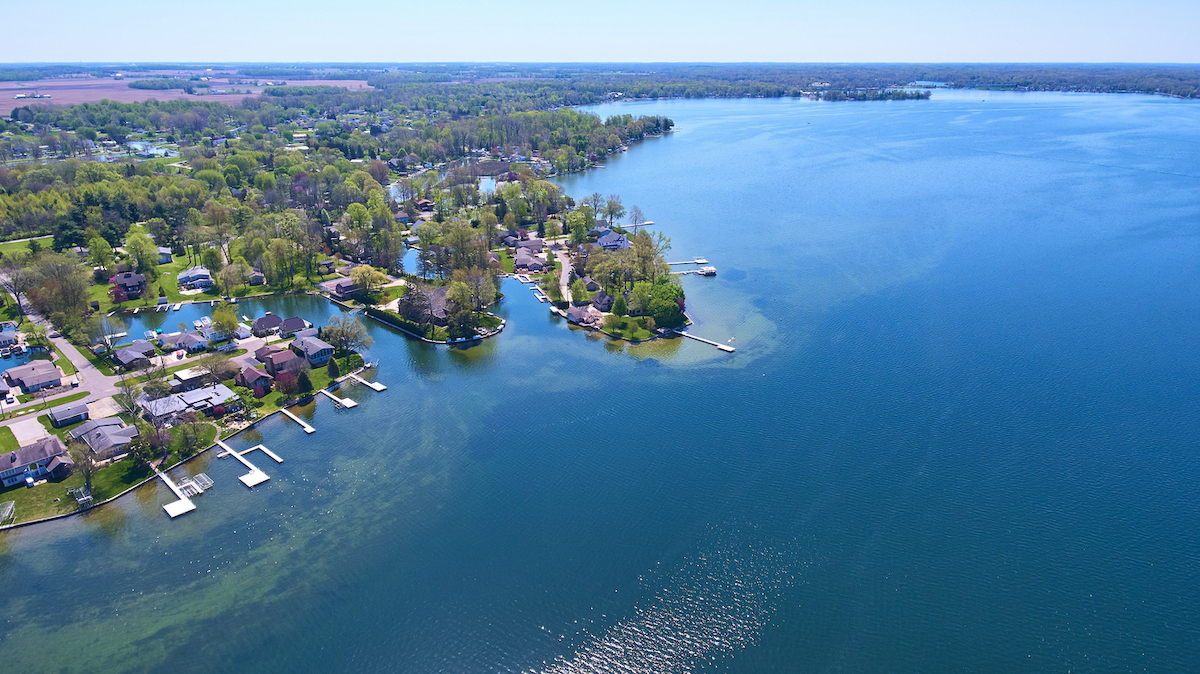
xmin=216 ymin=439 xmax=281 ymax=487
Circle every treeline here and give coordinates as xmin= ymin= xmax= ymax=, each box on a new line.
xmin=821 ymin=90 xmax=931 ymax=101
xmin=127 ymin=79 xmax=190 ymax=90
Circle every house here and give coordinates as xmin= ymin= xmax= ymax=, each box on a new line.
xmin=235 ymin=366 xmax=274 ymax=397
xmin=587 ymin=225 xmax=610 ymax=238
xmin=162 ymin=331 xmax=208 ymax=353
xmin=502 ymin=235 xmax=519 ymax=247
xmin=582 ymin=276 xmax=600 ymax=292
xmin=4 ymin=360 xmax=62 ymax=393
xmin=279 ymin=317 xmax=309 ymax=338
xmin=254 ymin=344 xmax=283 ymax=363
xmin=330 ymin=278 xmax=358 ymax=300
xmin=138 ymin=384 xmax=240 ymax=423
xmin=516 ymin=238 xmax=544 ymax=254
xmin=514 ymin=248 xmax=543 ymax=271
xmin=1 ymin=436 xmax=71 ymax=487
xmin=591 ymin=292 xmax=614 ymax=313
xmin=415 ymin=198 xmax=435 ymax=211
xmin=170 ymin=366 xmax=208 ymax=392
xmin=178 ymin=266 xmax=213 ymax=289
xmin=597 ymin=231 xmax=630 ymax=251
xmin=112 ymin=272 xmax=146 ymax=298
xmin=429 ymin=286 xmax=452 ymax=326
xmin=405 ymin=235 xmax=421 ymax=247
xmin=252 ymin=314 xmax=283 ymax=336
xmin=293 ymin=327 xmax=319 ymax=340
xmin=0 ymin=333 xmax=17 ymax=348
xmin=565 ymin=305 xmax=603 ymax=326
xmin=157 ymin=247 xmax=173 ymax=264
xmin=249 ymin=271 xmax=265 ymax=286
xmin=291 ymin=336 xmax=335 ymax=366
xmin=70 ymin=417 xmax=139 ymax=458
xmin=318 ymin=260 xmax=337 ymax=275
xmin=487 ymin=252 xmax=500 ymax=267
xmin=263 ymin=349 xmax=303 ymax=376
xmin=394 ymin=211 xmax=412 ymax=224
xmin=112 ymin=339 xmax=157 ymax=370
xmin=48 ymin=400 xmax=90 ymax=427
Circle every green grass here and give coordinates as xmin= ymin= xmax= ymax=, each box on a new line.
xmin=0 ymin=236 xmax=52 ymax=258
xmin=0 ymin=426 xmax=19 ymax=452
xmin=16 ymin=388 xmax=90 ymax=407
xmin=51 ymin=343 xmax=78 ymax=375
xmin=76 ymin=342 xmax=116 ymax=376
xmin=603 ymin=316 xmax=656 ymax=341
xmin=497 ymin=249 xmax=515 ymax=273
xmin=0 ymin=453 xmax=153 ymax=524
xmin=237 ymin=353 xmax=364 ymax=418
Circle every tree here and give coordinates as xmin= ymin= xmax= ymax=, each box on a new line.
xmin=87 ymin=236 xmax=115 ymax=271
xmin=67 ymin=441 xmax=97 ymax=495
xmin=143 ymin=378 xmax=172 ymax=400
xmin=603 ymin=195 xmax=626 ymax=226
xmin=584 ymin=192 xmax=605 ymax=218
xmin=297 ymin=369 xmax=313 ymax=393
xmin=327 ymin=357 xmax=341 ymax=379
xmin=211 ymin=302 xmax=240 ymax=339
xmin=612 ymin=294 xmax=627 ymax=317
xmin=323 ymin=314 xmax=373 ymax=354
xmin=0 ymin=266 xmax=37 ymax=324
xmin=628 ymin=205 xmax=645 ymax=230
xmin=201 ymin=247 xmax=223 ymax=273
xmin=570 ymin=278 xmax=589 ymax=304
xmin=219 ymin=263 xmax=250 ymax=295
xmin=349 ymin=265 xmax=388 ymax=296
xmin=275 ymin=372 xmax=298 ymax=396
xmin=125 ymin=231 xmax=159 ymax=279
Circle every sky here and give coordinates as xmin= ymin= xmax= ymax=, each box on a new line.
xmin=2 ymin=0 xmax=1198 ymax=63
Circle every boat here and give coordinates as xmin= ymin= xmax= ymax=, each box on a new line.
xmin=192 ymin=320 xmax=203 ymax=330
xmin=699 ymin=266 xmax=717 ymax=276
xmin=1 ymin=348 xmax=10 ymax=358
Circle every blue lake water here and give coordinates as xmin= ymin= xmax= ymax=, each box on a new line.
xmin=2 ymin=91 xmax=1200 ymax=672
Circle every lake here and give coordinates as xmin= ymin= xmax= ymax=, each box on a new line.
xmin=2 ymin=91 xmax=1199 ymax=672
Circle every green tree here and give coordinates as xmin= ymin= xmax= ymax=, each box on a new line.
xmin=201 ymin=247 xmax=223 ymax=273
xmin=612 ymin=294 xmax=627 ymax=317
xmin=87 ymin=236 xmax=115 ymax=271
xmin=125 ymin=231 xmax=158 ymax=279
xmin=67 ymin=441 xmax=97 ymax=495
xmin=327 ymin=357 xmax=341 ymax=379
xmin=570 ymin=278 xmax=589 ymax=303
xmin=297 ymin=369 xmax=313 ymax=393
xmin=211 ymin=302 xmax=240 ymax=338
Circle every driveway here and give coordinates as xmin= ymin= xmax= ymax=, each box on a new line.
xmin=9 ymin=417 xmax=50 ymax=445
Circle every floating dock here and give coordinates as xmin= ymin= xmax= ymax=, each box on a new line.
xmin=280 ymin=407 xmax=316 ymax=433
xmin=348 ymin=373 xmax=386 ymax=391
xmin=173 ymin=303 xmax=182 ymax=311
xmin=156 ymin=469 xmax=196 ymax=518
xmin=675 ymin=330 xmax=736 ymax=352
xmin=667 ymin=258 xmax=709 ymax=265
xmin=216 ymin=439 xmax=274 ymax=487
xmin=319 ymin=388 xmax=358 ymax=408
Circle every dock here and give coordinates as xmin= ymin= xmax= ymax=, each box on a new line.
xmin=172 ymin=303 xmax=182 ymax=311
xmin=156 ymin=469 xmax=196 ymax=518
xmin=531 ymin=286 xmax=549 ymax=303
xmin=675 ymin=330 xmax=736 ymax=352
xmin=216 ymin=439 xmax=274 ymax=487
xmin=319 ymin=388 xmax=358 ymax=408
xmin=348 ymin=373 xmax=386 ymax=391
xmin=667 ymin=258 xmax=709 ymax=265
xmin=280 ymin=407 xmax=316 ymax=433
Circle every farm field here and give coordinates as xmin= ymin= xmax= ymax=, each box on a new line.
xmin=1 ymin=77 xmax=372 ymax=115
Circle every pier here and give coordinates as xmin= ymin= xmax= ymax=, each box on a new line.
xmin=667 ymin=257 xmax=709 ymax=265
xmin=155 ymin=469 xmax=196 ymax=518
xmin=348 ymin=373 xmax=386 ymax=391
xmin=280 ymin=407 xmax=316 ymax=433
xmin=674 ymin=330 xmax=736 ymax=352
xmin=215 ymin=439 xmax=275 ymax=487
xmin=319 ymin=388 xmax=358 ymax=408
xmin=172 ymin=303 xmax=182 ymax=311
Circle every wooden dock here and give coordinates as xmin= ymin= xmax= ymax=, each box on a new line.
xmin=280 ymin=407 xmax=316 ymax=433
xmin=348 ymin=373 xmax=386 ymax=391
xmin=216 ymin=440 xmax=272 ymax=487
xmin=667 ymin=258 xmax=709 ymax=265
xmin=675 ymin=330 xmax=736 ymax=352
xmin=156 ymin=469 xmax=196 ymax=518
xmin=319 ymin=388 xmax=358 ymax=408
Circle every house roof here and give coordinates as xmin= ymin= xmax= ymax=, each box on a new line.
xmin=164 ymin=332 xmax=208 ymax=349
xmin=48 ymin=401 xmax=90 ymax=422
xmin=252 ymin=314 xmax=283 ymax=331
xmin=70 ymin=418 xmax=138 ymax=454
xmin=5 ymin=360 xmax=60 ymax=386
xmin=114 ymin=346 xmax=151 ymax=366
xmin=177 ymin=384 xmax=238 ymax=409
xmin=293 ymin=336 xmax=334 ymax=358
xmin=4 ymin=436 xmax=67 ymax=469
xmin=254 ymin=344 xmax=282 ymax=361
xmin=178 ymin=266 xmax=211 ymax=281
xmin=597 ymin=231 xmax=629 ymax=248
xmin=265 ymin=350 xmax=299 ymax=366
xmin=47 ymin=455 xmax=74 ymax=472
xmin=114 ymin=271 xmax=145 ymax=289
xmin=238 ymin=366 xmax=272 ymax=384
xmin=157 ymin=246 xmax=172 ymax=255
xmin=280 ymin=317 xmax=308 ymax=333
xmin=591 ymin=292 xmax=614 ymax=311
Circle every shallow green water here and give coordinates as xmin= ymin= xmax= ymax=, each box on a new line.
xmin=2 ymin=91 xmax=1200 ymax=672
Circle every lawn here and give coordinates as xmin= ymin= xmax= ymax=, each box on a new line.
xmin=0 ymin=426 xmax=18 ymax=452
xmin=237 ymin=353 xmax=364 ymax=418
xmin=496 ymin=249 xmax=515 ymax=274
xmin=16 ymin=388 xmax=90 ymax=407
xmin=602 ymin=316 xmax=656 ymax=341
xmin=0 ymin=236 xmax=52 ymax=258
xmin=52 ymin=343 xmax=78 ymax=375
xmin=0 ymin=454 xmax=152 ymax=525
